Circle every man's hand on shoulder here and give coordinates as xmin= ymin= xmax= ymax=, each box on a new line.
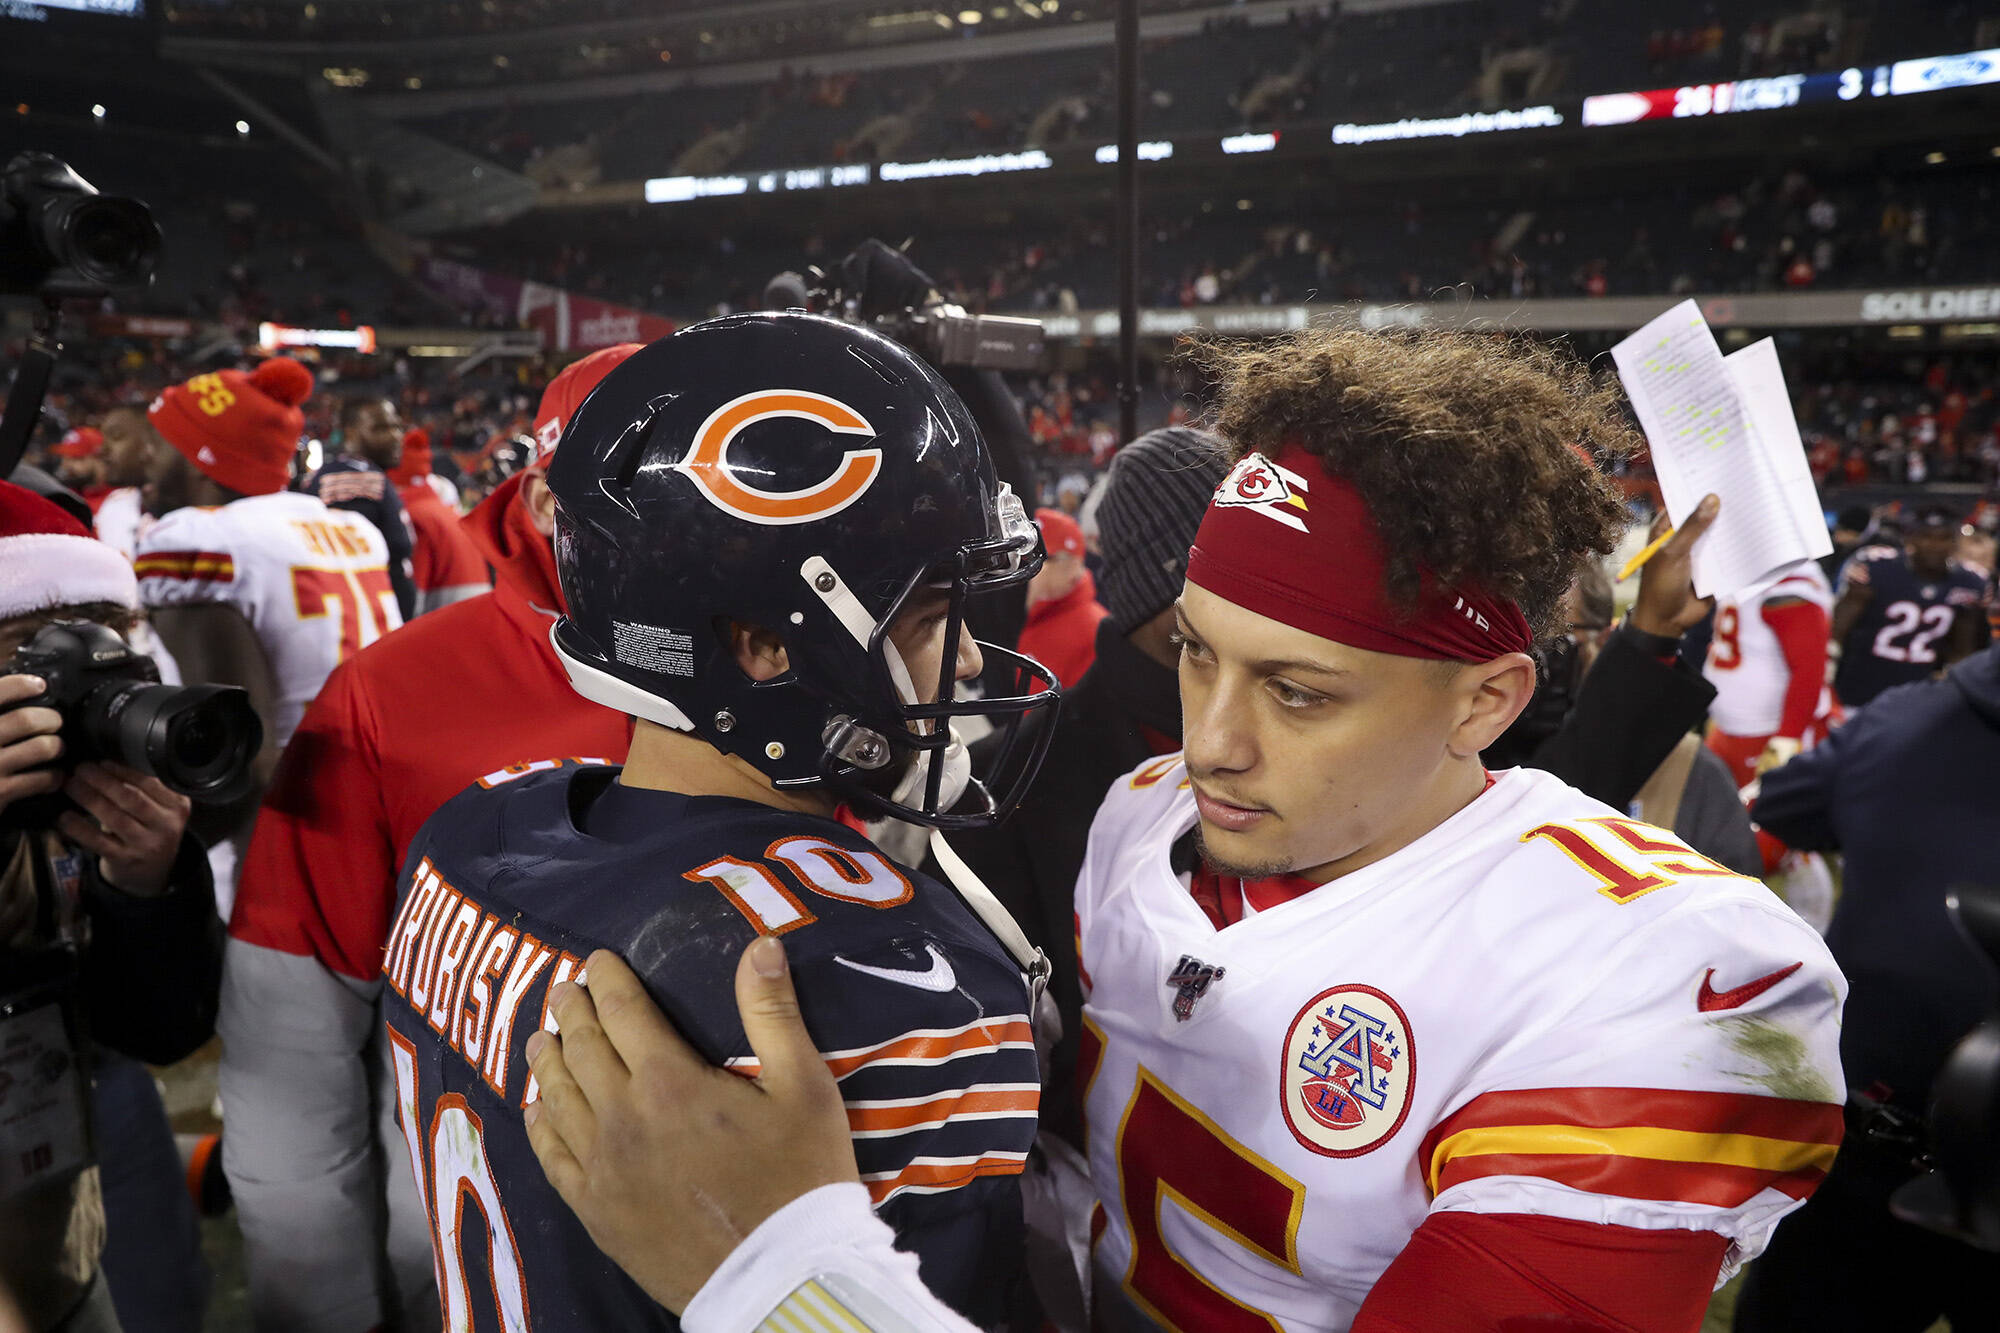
xmin=525 ymin=938 xmax=860 ymax=1314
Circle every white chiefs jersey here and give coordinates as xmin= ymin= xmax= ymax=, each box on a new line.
xmin=136 ymin=492 xmax=402 ymax=748
xmin=1703 ymin=561 xmax=1835 ymax=738
xmin=92 ymin=486 xmax=147 ymax=561
xmin=1074 ymin=757 xmax=1844 ymax=1333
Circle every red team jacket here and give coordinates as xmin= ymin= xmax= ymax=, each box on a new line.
xmin=220 ymin=474 xmax=632 ymax=1332
xmin=398 ymin=478 xmax=490 ymax=616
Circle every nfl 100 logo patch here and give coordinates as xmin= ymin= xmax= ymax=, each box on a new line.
xmin=1280 ymin=984 xmax=1415 ymax=1157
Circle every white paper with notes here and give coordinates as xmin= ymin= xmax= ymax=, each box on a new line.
xmin=1611 ymin=300 xmax=1831 ymax=598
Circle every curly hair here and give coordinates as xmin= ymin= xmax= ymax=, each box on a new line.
xmin=1188 ymin=326 xmax=1638 ymax=642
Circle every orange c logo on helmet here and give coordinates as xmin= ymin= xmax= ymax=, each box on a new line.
xmin=677 ymin=390 xmax=881 ymax=525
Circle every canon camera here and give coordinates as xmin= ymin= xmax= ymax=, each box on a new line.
xmin=0 ymin=621 xmax=261 ymax=813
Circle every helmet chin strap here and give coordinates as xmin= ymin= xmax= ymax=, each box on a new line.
xmin=887 ymin=725 xmax=973 ymax=812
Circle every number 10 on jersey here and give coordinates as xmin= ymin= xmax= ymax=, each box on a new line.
xmin=385 ymin=1024 xmax=533 ymax=1333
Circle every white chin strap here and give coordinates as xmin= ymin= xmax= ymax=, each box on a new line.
xmin=888 ymin=725 xmax=973 ymax=813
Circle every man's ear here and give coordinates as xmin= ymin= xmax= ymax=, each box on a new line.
xmin=1446 ymin=651 xmax=1538 ymax=758
xmin=521 ymin=472 xmax=559 ymax=537
xmin=729 ymin=621 xmax=792 ymax=683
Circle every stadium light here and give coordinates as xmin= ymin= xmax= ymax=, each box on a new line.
xmin=235 ymin=120 xmax=250 ymax=135
xmin=958 ymin=9 xmax=981 ymax=22
xmin=259 ymin=323 xmax=379 ymax=354
xmin=91 ymin=104 xmax=106 ymax=120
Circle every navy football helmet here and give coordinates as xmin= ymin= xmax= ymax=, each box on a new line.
xmin=547 ymin=311 xmax=1060 ymax=828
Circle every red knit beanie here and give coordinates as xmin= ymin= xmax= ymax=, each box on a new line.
xmin=0 ymin=480 xmax=138 ymax=619
xmin=148 ymin=358 xmax=314 ymax=497
xmin=391 ymin=426 xmax=432 ymax=487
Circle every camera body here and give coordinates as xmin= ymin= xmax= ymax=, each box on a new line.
xmin=770 ymin=242 xmax=1047 ymax=373
xmin=881 ymin=303 xmax=1047 ymax=374
xmin=0 ymin=151 xmax=162 ymax=299
xmin=0 ymin=622 xmax=262 ymax=819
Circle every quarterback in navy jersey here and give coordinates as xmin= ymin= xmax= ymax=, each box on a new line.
xmin=379 ymin=312 xmax=1060 ymax=1332
xmin=1832 ymin=508 xmax=1988 ymax=707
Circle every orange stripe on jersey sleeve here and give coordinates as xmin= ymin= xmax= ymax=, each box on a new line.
xmin=1420 ymin=1086 xmax=1843 ymax=1209
xmin=844 ymin=1084 xmax=1040 ymax=1137
xmin=723 ymin=1015 xmax=1034 ymax=1081
xmin=134 ymin=550 xmax=236 ymax=583
xmin=860 ymin=1151 xmax=1029 ymax=1204
xmin=820 ymin=1018 xmax=1034 ymax=1080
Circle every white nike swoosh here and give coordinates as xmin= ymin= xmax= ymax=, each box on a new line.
xmin=835 ymin=944 xmax=957 ymax=993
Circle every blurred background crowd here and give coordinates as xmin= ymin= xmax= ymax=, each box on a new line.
xmin=5 ymin=0 xmax=2000 ymax=1328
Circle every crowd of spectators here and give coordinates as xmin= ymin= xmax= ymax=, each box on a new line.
xmin=453 ymin=157 xmax=1997 ymax=325
xmin=374 ymin=0 xmax=1979 ymax=181
xmin=1796 ymin=346 xmax=2000 ymax=490
xmin=24 ymin=327 xmax=1997 ymax=527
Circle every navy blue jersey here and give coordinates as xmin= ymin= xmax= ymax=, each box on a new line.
xmin=304 ymin=456 xmax=416 ymax=618
xmin=1834 ymin=546 xmax=1986 ymax=706
xmin=379 ymin=762 xmax=1038 ymax=1332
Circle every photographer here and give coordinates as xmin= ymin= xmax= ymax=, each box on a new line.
xmin=0 ymin=482 xmax=223 ymax=1333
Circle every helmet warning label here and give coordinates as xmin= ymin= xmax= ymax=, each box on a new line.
xmin=613 ymin=622 xmax=696 ymax=677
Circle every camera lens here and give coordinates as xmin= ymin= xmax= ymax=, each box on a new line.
xmin=81 ymin=681 xmax=263 ymax=801
xmin=53 ymin=195 xmax=160 ymax=289
xmin=168 ymin=709 xmax=229 ymax=771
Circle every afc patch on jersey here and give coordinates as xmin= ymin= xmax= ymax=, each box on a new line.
xmin=1281 ymin=984 xmax=1415 ymax=1157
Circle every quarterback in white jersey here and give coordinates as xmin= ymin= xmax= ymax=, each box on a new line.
xmin=1702 ymin=561 xmax=1835 ymax=789
xmin=1075 ymin=753 xmax=1842 ymax=1332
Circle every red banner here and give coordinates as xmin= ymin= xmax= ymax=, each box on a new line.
xmin=517 ymin=284 xmax=676 ymax=351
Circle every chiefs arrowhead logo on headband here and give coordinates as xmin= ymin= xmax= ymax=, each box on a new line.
xmin=1188 ymin=441 xmax=1533 ymax=662
xmin=1215 ymin=453 xmax=1312 ymax=532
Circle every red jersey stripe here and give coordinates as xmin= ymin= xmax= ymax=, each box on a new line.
xmin=1434 ymin=1149 xmax=1829 ymax=1209
xmin=1418 ymin=1084 xmax=1845 ymax=1171
xmin=134 ymin=550 xmax=236 ymax=582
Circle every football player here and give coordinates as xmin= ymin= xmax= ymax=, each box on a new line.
xmin=304 ymin=393 xmax=419 ymax=619
xmin=92 ymin=405 xmax=156 ymax=561
xmin=1831 ymin=505 xmax=1988 ymax=708
xmin=218 ymin=350 xmax=640 ymax=1333
xmin=521 ymin=328 xmax=1846 ymax=1333
xmin=1703 ymin=558 xmax=1836 ymax=787
xmin=135 ymin=358 xmax=401 ymax=905
xmin=378 ymin=313 xmax=1060 ymax=1329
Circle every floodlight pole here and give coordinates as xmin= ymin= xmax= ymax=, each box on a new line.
xmin=1115 ymin=0 xmax=1139 ymax=446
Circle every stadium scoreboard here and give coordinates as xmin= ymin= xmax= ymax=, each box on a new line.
xmin=1584 ymin=48 xmax=2000 ymax=125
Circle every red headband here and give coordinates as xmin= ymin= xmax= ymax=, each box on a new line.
xmin=1185 ymin=443 xmax=1532 ymax=662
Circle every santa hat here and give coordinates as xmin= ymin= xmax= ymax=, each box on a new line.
xmin=148 ymin=358 xmax=314 ymax=498
xmin=0 ymin=480 xmax=139 ymax=620
xmin=391 ymin=426 xmax=431 ymax=487
xmin=52 ymin=426 xmax=104 ymax=459
xmin=530 ymin=343 xmax=643 ymax=471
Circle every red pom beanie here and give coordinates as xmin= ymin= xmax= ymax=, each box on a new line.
xmin=148 ymin=358 xmax=314 ymax=498
xmin=391 ymin=427 xmax=431 ymax=486
xmin=0 ymin=480 xmax=138 ymax=619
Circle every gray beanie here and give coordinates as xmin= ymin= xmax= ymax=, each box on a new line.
xmin=1095 ymin=426 xmax=1230 ymax=632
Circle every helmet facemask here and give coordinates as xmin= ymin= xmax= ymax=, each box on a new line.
xmin=803 ymin=483 xmax=1060 ymax=829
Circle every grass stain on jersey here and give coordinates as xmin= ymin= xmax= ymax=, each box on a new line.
xmin=1713 ymin=1015 xmax=1833 ymax=1102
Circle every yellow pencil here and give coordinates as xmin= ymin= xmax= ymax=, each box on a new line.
xmin=1617 ymin=526 xmax=1675 ymax=582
